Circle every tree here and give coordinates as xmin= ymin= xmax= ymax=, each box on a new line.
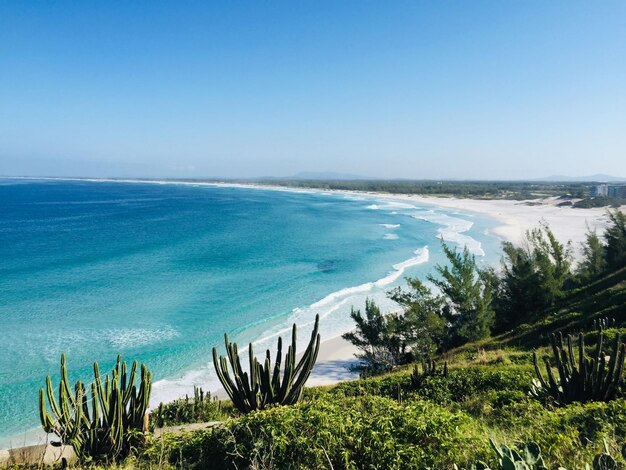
xmin=576 ymin=227 xmax=606 ymax=281
xmin=387 ymin=278 xmax=447 ymax=358
xmin=604 ymin=209 xmax=626 ymax=270
xmin=342 ymin=299 xmax=401 ymax=376
xmin=495 ymin=223 xmax=572 ymax=331
xmin=428 ymin=243 xmax=494 ymax=345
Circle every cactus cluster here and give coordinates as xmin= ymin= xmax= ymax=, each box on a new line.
xmin=490 ymin=440 xmax=547 ymax=470
xmin=593 ymin=317 xmax=616 ymax=330
xmin=410 ymin=358 xmax=448 ymax=389
xmin=212 ymin=314 xmax=320 ymax=413
xmin=456 ymin=440 xmax=623 ymax=470
xmin=39 ymin=354 xmax=152 ymax=463
xmin=531 ymin=328 xmax=625 ymax=404
xmin=152 ymin=386 xmax=222 ymax=428
xmin=454 ymin=440 xmax=546 ymax=470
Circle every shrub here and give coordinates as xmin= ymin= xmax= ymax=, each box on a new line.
xmin=486 ymin=399 xmax=626 ymax=464
xmin=152 ymin=387 xmax=227 ymax=428
xmin=329 ymin=365 xmax=532 ymax=408
xmin=413 ymin=366 xmax=532 ymax=405
xmin=145 ymin=395 xmax=486 ymax=469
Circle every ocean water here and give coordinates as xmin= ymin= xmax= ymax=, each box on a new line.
xmin=0 ymin=179 xmax=501 ymax=448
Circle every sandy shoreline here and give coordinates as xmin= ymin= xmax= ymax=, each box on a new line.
xmin=391 ymin=194 xmax=614 ymax=250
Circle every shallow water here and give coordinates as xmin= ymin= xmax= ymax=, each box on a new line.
xmin=0 ymin=179 xmax=501 ymax=448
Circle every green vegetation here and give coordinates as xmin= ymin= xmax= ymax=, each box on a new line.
xmin=39 ymin=354 xmax=152 ymax=464
xmin=532 ymin=330 xmax=625 ymax=405
xmin=410 ymin=358 xmax=448 ymax=389
xmin=146 ymin=395 xmax=482 ymax=469
xmin=574 ymin=197 xmax=624 ymax=209
xmin=341 ymin=299 xmax=409 ymax=376
xmin=429 ymin=243 xmax=494 ymax=344
xmin=152 ymin=387 xmax=227 ymax=428
xmin=212 ymin=314 xmax=320 ymax=413
xmin=342 ymin=242 xmax=493 ymax=376
xmin=577 ymin=228 xmax=608 ymax=282
xmin=605 ymin=210 xmax=626 ymax=271
xmin=456 ymin=439 xmax=626 ymax=470
xmin=455 ymin=440 xmax=549 ymax=470
xmin=235 ymin=179 xmax=609 ymax=201
xmin=492 ymin=223 xmax=572 ymax=331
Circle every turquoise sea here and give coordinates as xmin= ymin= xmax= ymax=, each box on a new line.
xmin=0 ymin=179 xmax=502 ymax=448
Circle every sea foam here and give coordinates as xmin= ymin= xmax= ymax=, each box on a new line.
xmin=412 ymin=210 xmax=485 ymax=256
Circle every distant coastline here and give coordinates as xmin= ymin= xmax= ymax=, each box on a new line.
xmin=3 ymin=176 xmax=614 ymax=254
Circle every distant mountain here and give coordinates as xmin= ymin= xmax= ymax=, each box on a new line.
xmin=290 ymin=171 xmax=372 ymax=180
xmin=536 ymin=174 xmax=626 ymax=183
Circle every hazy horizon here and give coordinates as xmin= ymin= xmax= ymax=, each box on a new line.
xmin=2 ymin=1 xmax=625 ymax=180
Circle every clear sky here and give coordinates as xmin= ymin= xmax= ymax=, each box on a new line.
xmin=1 ymin=1 xmax=625 ymax=179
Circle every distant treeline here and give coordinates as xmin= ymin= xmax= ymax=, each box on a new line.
xmin=214 ymin=179 xmax=594 ymax=200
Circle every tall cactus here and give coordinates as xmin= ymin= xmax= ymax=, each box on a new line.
xmin=212 ymin=314 xmax=320 ymax=413
xmin=410 ymin=358 xmax=448 ymax=389
xmin=39 ymin=354 xmax=152 ymax=463
xmin=531 ymin=328 xmax=625 ymax=404
xmin=593 ymin=317 xmax=616 ymax=330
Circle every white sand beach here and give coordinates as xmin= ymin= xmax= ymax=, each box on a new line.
xmin=308 ymin=335 xmax=360 ymax=386
xmin=392 ymin=194 xmax=615 ymax=253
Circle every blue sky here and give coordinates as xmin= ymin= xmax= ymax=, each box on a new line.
xmin=1 ymin=1 xmax=625 ymax=179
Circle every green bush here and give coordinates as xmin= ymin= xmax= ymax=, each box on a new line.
xmin=485 ymin=400 xmax=626 ymax=464
xmin=152 ymin=387 xmax=228 ymax=428
xmin=330 ymin=366 xmax=532 ymax=406
xmin=145 ymin=395 xmax=486 ymax=469
xmin=329 ymin=372 xmax=410 ymax=399
xmin=415 ymin=367 xmax=532 ymax=405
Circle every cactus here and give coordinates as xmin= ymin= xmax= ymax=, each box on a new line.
xmin=457 ymin=440 xmax=622 ymax=470
xmin=455 ymin=440 xmax=547 ymax=470
xmin=410 ymin=358 xmax=448 ymax=389
xmin=212 ymin=314 xmax=320 ymax=413
xmin=489 ymin=440 xmax=548 ymax=470
xmin=591 ymin=440 xmax=618 ymax=470
xmin=39 ymin=354 xmax=152 ymax=463
xmin=152 ymin=386 xmax=222 ymax=428
xmin=531 ymin=328 xmax=625 ymax=405
xmin=593 ymin=317 xmax=616 ymax=330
